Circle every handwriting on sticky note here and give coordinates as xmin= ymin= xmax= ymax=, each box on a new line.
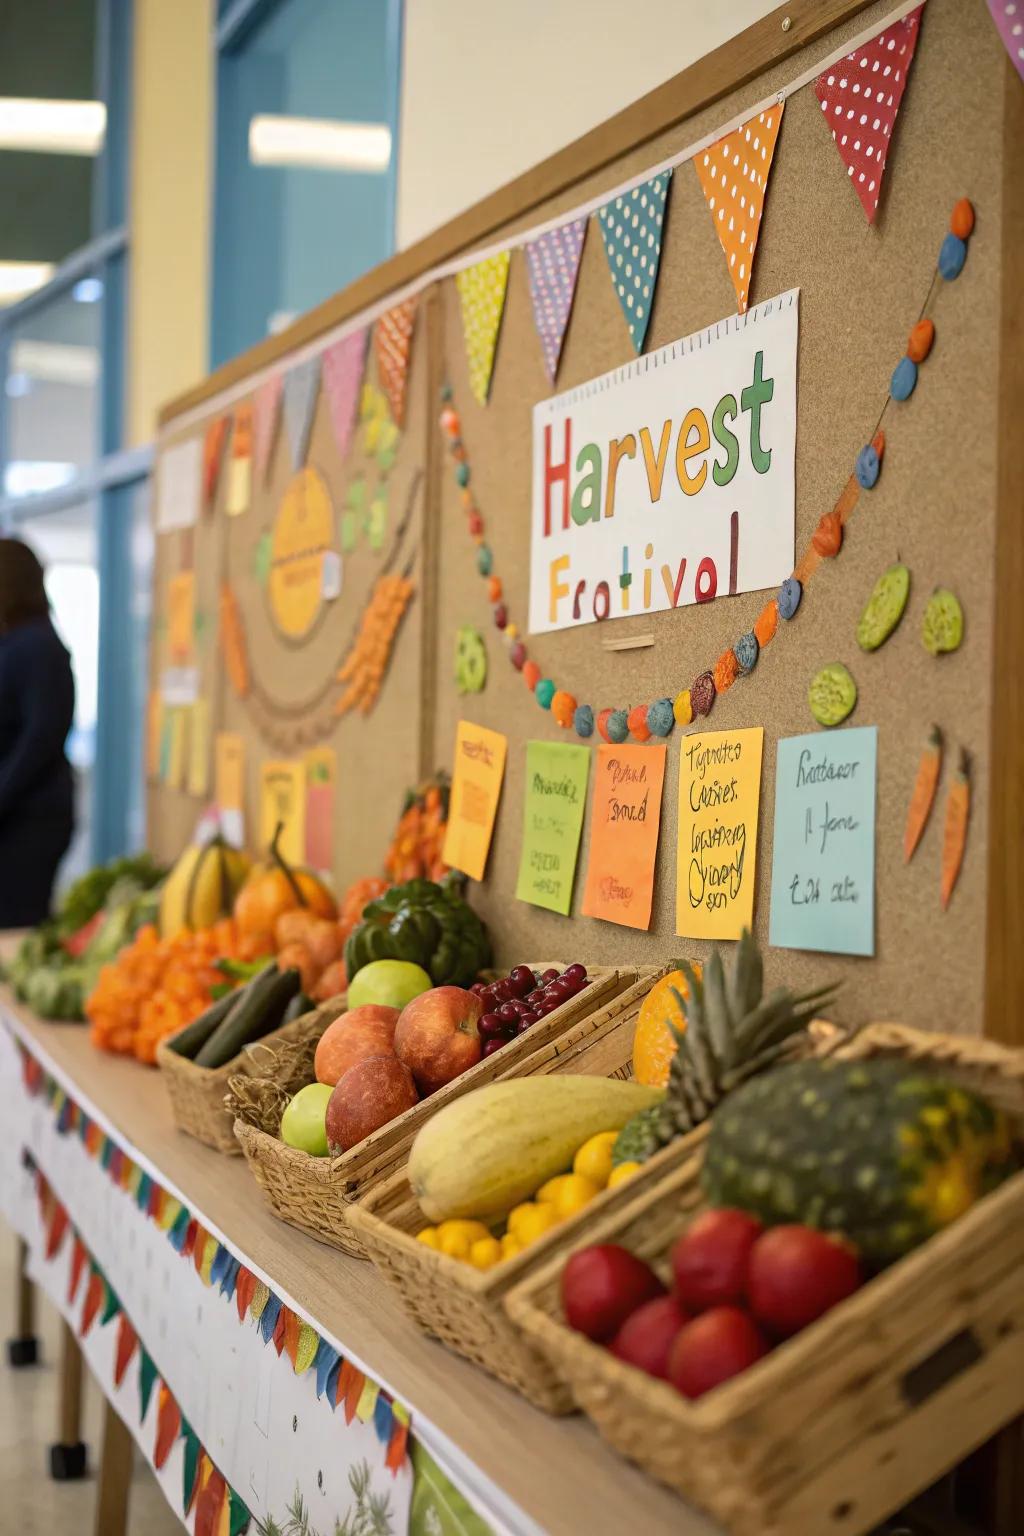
xmin=769 ymin=726 xmax=877 ymax=957
xmin=442 ymin=721 xmax=507 ymax=880
xmin=582 ymin=745 xmax=666 ymax=930
xmin=515 ymin=741 xmax=590 ymax=915
xmin=676 ymin=728 xmax=763 ymax=940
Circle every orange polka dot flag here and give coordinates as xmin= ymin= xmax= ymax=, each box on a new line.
xmin=597 ymin=171 xmax=672 ymax=353
xmin=813 ymin=5 xmax=924 ymax=224
xmin=694 ymin=104 xmax=785 ymax=314
xmin=375 ymin=297 xmax=418 ymax=427
xmin=456 ymin=251 xmax=512 ymax=405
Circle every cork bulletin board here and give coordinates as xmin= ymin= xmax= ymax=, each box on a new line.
xmin=153 ymin=0 xmax=1023 ymax=1040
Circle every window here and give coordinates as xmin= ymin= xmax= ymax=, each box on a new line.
xmin=213 ymin=0 xmax=403 ymax=365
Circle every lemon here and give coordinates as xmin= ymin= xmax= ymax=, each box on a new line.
xmin=468 ymin=1236 xmax=503 ymax=1271
xmin=436 ymin=1219 xmax=490 ymax=1245
xmin=515 ymin=1204 xmax=561 ymax=1246
xmin=573 ymin=1131 xmax=618 ymax=1188
xmin=501 ymin=1232 xmax=525 ymax=1260
xmin=536 ymin=1174 xmax=575 ymax=1205
xmin=607 ymin=1161 xmax=642 ymax=1189
xmin=553 ymin=1174 xmax=601 ymax=1219
xmin=416 ymin=1227 xmax=440 ymax=1249
xmin=507 ymin=1202 xmax=540 ymax=1239
xmin=438 ymin=1229 xmax=473 ymax=1261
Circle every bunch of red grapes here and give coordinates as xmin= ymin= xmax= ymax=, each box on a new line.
xmin=470 ymin=964 xmax=589 ymax=1056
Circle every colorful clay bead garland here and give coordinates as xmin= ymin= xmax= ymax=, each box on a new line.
xmin=439 ymin=201 xmax=974 ymax=745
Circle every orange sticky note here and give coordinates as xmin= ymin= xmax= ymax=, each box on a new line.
xmin=582 ymin=744 xmax=667 ymax=930
xmin=215 ymin=732 xmax=245 ymax=811
xmin=442 ymin=721 xmax=507 ymax=880
xmin=167 ymin=571 xmax=195 ymax=663
xmin=259 ymin=760 xmax=306 ymax=866
xmin=305 ymin=746 xmax=336 ymax=874
xmin=676 ymin=727 xmax=764 ymax=940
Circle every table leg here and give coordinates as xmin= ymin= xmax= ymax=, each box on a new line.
xmin=49 ymin=1319 xmax=87 ymax=1480
xmin=94 ymin=1398 xmax=133 ymax=1536
xmin=6 ymin=1236 xmax=39 ymax=1367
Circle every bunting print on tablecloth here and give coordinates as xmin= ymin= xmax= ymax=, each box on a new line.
xmin=596 ymin=171 xmax=671 ymax=354
xmin=525 ymin=218 xmax=587 ymax=383
xmin=322 ymin=327 xmax=369 ymax=464
xmin=813 ymin=5 xmax=925 ymax=223
xmin=253 ymin=373 xmax=282 ymax=484
xmin=455 ymin=252 xmax=511 ymax=405
xmin=283 ymin=356 xmax=322 ymax=469
xmin=694 ymin=104 xmax=784 ymax=313
xmin=375 ymin=298 xmax=417 ymax=427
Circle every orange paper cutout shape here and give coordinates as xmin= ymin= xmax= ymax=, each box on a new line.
xmin=67 ymin=1237 xmax=88 ymax=1306
xmin=344 ymin=1367 xmax=365 ymax=1425
xmin=45 ymin=1203 xmax=69 ymax=1260
xmin=114 ymin=1316 xmax=138 ymax=1387
xmin=80 ymin=1270 xmax=104 ymax=1337
xmin=234 ymin=1266 xmax=256 ymax=1322
xmin=375 ymin=298 xmax=417 ymax=427
xmin=694 ymin=104 xmax=785 ymax=313
xmin=203 ymin=416 xmax=229 ymax=510
xmin=154 ymin=1385 xmax=180 ymax=1469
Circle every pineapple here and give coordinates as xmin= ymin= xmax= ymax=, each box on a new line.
xmin=612 ymin=929 xmax=836 ymax=1166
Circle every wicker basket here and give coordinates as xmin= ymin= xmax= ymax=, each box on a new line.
xmin=233 ymin=964 xmax=640 ymax=1258
xmin=157 ymin=998 xmax=345 ymax=1153
xmin=505 ymin=1023 xmax=1024 ymax=1536
xmin=346 ymin=968 xmax=706 ymax=1410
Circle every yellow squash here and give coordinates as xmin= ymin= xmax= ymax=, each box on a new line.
xmin=158 ymin=837 xmax=251 ymax=938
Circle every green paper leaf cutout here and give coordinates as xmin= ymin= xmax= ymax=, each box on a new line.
xmin=139 ymin=1350 xmax=158 ymax=1420
xmin=193 ymin=609 xmax=209 ymax=642
xmin=253 ymin=533 xmax=272 ymax=587
xmin=376 ymin=444 xmax=398 ymax=477
xmin=341 ymin=511 xmax=359 ymax=553
xmin=346 ymin=475 xmax=367 ymax=510
xmin=367 ymin=497 xmax=388 ymax=552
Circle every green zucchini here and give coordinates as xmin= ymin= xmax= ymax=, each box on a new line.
xmin=281 ymin=991 xmax=315 ymax=1028
xmin=165 ymin=989 xmax=237 ymax=1059
xmin=194 ymin=964 xmax=297 ymax=1069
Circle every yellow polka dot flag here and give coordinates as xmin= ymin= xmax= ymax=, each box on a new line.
xmin=456 ymin=251 xmax=511 ymax=404
xmin=694 ymin=104 xmax=785 ymax=314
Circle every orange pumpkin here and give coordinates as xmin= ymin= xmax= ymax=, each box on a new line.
xmin=234 ymin=821 xmax=337 ymax=939
xmin=631 ymin=965 xmax=701 ymax=1087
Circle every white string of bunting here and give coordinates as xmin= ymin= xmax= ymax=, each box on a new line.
xmin=159 ymin=0 xmax=925 ymax=445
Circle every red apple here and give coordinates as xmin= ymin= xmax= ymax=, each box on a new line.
xmin=314 ymin=1006 xmax=400 ymax=1087
xmin=394 ymin=986 xmax=483 ymax=1094
xmin=671 ymin=1208 xmax=764 ymax=1312
xmin=668 ymin=1306 xmax=769 ymax=1400
xmin=746 ymin=1225 xmax=862 ymax=1337
xmin=325 ymin=1055 xmax=418 ymax=1152
xmin=609 ymin=1294 xmax=689 ymax=1379
xmin=561 ymin=1244 xmax=665 ymax=1342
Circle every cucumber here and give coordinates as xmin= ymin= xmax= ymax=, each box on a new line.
xmin=281 ymin=992 xmax=315 ymax=1028
xmin=194 ymin=964 xmax=298 ymax=1069
xmin=165 ymin=990 xmax=237 ymax=1059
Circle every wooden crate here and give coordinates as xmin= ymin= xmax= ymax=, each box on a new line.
xmin=505 ymin=1023 xmax=1024 ymax=1536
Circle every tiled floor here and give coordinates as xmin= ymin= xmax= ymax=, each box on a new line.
xmin=0 ymin=1222 xmax=181 ymax=1535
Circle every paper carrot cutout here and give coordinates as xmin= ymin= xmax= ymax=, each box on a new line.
xmin=940 ymin=749 xmax=970 ymax=909
xmin=903 ymin=725 xmax=942 ymax=862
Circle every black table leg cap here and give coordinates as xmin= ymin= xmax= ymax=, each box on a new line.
xmin=49 ymin=1442 xmax=87 ymax=1481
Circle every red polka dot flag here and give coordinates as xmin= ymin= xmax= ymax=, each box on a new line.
xmin=813 ymin=4 xmax=925 ymax=224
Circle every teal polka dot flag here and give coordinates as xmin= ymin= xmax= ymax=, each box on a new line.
xmin=596 ymin=170 xmax=672 ymax=353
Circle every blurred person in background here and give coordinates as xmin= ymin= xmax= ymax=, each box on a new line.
xmin=0 ymin=538 xmax=75 ymax=927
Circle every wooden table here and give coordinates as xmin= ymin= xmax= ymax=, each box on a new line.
xmin=4 ymin=991 xmax=718 ymax=1536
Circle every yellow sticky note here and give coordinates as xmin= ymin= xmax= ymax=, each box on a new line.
xmin=226 ymin=402 xmax=252 ymax=516
xmin=259 ymin=760 xmax=306 ymax=865
xmin=442 ymin=721 xmax=507 ymax=881
xmin=187 ymin=698 xmax=211 ymax=798
xmin=676 ymin=727 xmax=764 ymax=940
xmin=167 ymin=571 xmax=196 ymax=662
xmin=215 ymin=732 xmax=246 ymax=811
xmin=146 ymin=692 xmax=164 ymax=780
xmin=166 ymin=707 xmax=188 ymax=790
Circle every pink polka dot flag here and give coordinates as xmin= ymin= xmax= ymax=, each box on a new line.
xmin=813 ymin=5 xmax=925 ymax=224
xmin=693 ymin=104 xmax=785 ymax=314
xmin=321 ymin=327 xmax=369 ymax=465
xmin=525 ymin=217 xmax=587 ymax=383
xmin=253 ymin=372 xmax=283 ymax=484
xmin=987 ymin=0 xmax=1024 ymax=81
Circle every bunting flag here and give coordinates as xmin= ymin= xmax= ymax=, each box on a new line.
xmin=139 ymin=1348 xmax=159 ymax=1421
xmin=202 ymin=417 xmax=229 ymax=511
xmin=183 ymin=1425 xmax=202 ymax=1516
xmin=455 ymin=252 xmax=511 ymax=405
xmin=154 ymin=1384 xmax=181 ymax=1469
xmin=694 ymin=104 xmax=784 ymax=313
xmin=988 ymin=1 xmax=1024 ymax=81
xmin=228 ymin=1488 xmax=251 ymax=1536
xmin=67 ymin=1236 xmax=88 ymax=1305
xmin=114 ymin=1315 xmax=138 ymax=1387
xmin=375 ymin=298 xmax=417 ymax=427
xmin=813 ymin=6 xmax=924 ymax=223
xmin=80 ymin=1269 xmax=104 ymax=1337
xmin=322 ymin=328 xmax=369 ymax=463
xmin=525 ymin=218 xmax=587 ymax=383
xmin=253 ymin=374 xmax=283 ymax=484
xmin=283 ymin=356 xmax=322 ymax=469
xmin=195 ymin=1467 xmax=228 ymax=1536
xmin=597 ymin=171 xmax=671 ymax=353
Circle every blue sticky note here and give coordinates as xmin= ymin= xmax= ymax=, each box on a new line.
xmin=768 ymin=727 xmax=877 ymax=957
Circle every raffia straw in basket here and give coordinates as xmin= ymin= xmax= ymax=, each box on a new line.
xmin=157 ymin=998 xmax=345 ymax=1154
xmin=233 ymin=965 xmax=644 ymax=1260
xmin=505 ymin=1023 xmax=1024 ymax=1536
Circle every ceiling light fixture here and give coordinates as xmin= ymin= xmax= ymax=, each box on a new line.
xmin=0 ymin=261 xmax=56 ymax=306
xmin=0 ymin=98 xmax=106 ymax=155
xmin=249 ymin=114 xmax=391 ymax=173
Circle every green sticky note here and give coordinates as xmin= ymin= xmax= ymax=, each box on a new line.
xmin=515 ymin=740 xmax=590 ymax=915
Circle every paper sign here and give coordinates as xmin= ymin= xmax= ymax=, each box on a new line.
xmin=530 ymin=289 xmax=798 ymax=635
xmin=146 ymin=693 xmax=164 ymax=780
xmin=226 ymin=403 xmax=252 ymax=516
xmin=159 ymin=666 xmax=199 ymax=706
xmin=186 ymin=699 xmax=211 ymax=798
xmin=156 ymin=438 xmax=201 ymax=532
xmin=259 ymin=760 xmax=306 ymax=866
xmin=215 ymin=733 xmax=245 ymax=811
xmin=442 ymin=721 xmax=507 ymax=881
xmin=515 ymin=741 xmax=590 ymax=914
xmin=582 ymin=744 xmax=666 ymax=930
xmin=166 ymin=708 xmax=188 ymax=791
xmin=305 ymin=746 xmax=336 ymax=874
xmin=676 ymin=727 xmax=764 ymax=940
xmin=167 ymin=572 xmax=195 ymax=663
xmin=768 ymin=727 xmax=877 ymax=956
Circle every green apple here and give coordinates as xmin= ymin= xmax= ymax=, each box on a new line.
xmin=280 ymin=1083 xmax=333 ymax=1156
xmin=347 ymin=959 xmax=432 ymax=1011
